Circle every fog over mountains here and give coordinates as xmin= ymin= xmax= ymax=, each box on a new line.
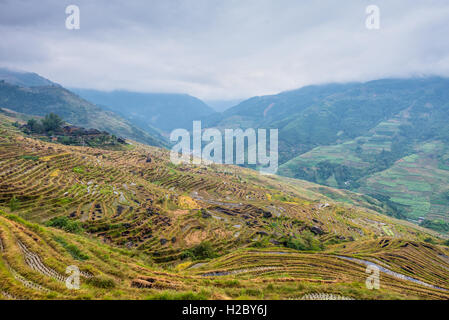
xmin=71 ymin=88 xmax=216 ymax=133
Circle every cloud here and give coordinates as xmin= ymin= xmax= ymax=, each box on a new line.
xmin=0 ymin=0 xmax=448 ymax=99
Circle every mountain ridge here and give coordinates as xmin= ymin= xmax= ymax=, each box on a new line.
xmin=72 ymin=88 xmax=216 ymax=133
xmin=0 ymin=67 xmax=59 ymax=87
xmin=0 ymin=70 xmax=168 ymax=148
xmin=202 ymin=76 xmax=449 ymax=227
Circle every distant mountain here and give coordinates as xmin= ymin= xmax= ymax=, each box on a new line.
xmin=204 ymin=77 xmax=449 ymax=225
xmin=206 ymin=77 xmax=449 ymax=162
xmin=72 ymin=89 xmax=216 ymax=133
xmin=204 ymin=99 xmax=244 ymax=112
xmin=0 ymin=67 xmax=58 ymax=87
xmin=0 ymin=79 xmax=167 ymax=148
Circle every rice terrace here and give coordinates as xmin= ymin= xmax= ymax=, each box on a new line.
xmin=1 ymin=0 xmax=449 ymax=309
xmin=1 ymin=109 xmax=449 ymax=300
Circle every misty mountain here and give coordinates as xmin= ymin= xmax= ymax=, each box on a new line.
xmin=0 ymin=67 xmax=59 ymax=87
xmin=205 ymin=77 xmax=449 ymax=162
xmin=204 ymin=99 xmax=245 ymax=112
xmin=204 ymin=77 xmax=449 ymax=224
xmin=0 ymin=75 xmax=167 ymax=148
xmin=72 ymin=89 xmax=216 ymax=133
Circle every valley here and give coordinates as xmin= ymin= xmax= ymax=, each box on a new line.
xmin=204 ymin=78 xmax=449 ymax=230
xmin=1 ymin=110 xmax=449 ymax=300
xmin=2 ymin=0 xmax=449 ymax=304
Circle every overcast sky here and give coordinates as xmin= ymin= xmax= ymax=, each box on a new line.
xmin=0 ymin=0 xmax=448 ymax=100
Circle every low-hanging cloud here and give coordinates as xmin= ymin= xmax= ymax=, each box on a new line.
xmin=0 ymin=0 xmax=448 ymax=100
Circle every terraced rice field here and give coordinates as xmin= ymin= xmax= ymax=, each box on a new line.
xmin=360 ymin=141 xmax=449 ymax=221
xmin=279 ymin=118 xmax=405 ymax=184
xmin=1 ymin=115 xmax=449 ymax=300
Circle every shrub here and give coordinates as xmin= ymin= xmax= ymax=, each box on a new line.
xmin=421 ymin=219 xmax=449 ymax=233
xmin=251 ymin=237 xmax=270 ymax=248
xmin=86 ymin=276 xmax=116 ymax=289
xmin=21 ymin=155 xmax=39 ymax=161
xmin=183 ymin=241 xmax=217 ymax=260
xmin=285 ymin=231 xmax=323 ymax=251
xmin=9 ymin=196 xmax=20 ymax=212
xmin=72 ymin=166 xmax=85 ymax=174
xmin=41 ymin=113 xmax=64 ymax=132
xmin=26 ymin=118 xmax=44 ymax=133
xmin=46 ymin=216 xmax=83 ymax=234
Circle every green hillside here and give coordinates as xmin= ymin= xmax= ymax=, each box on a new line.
xmin=207 ymin=78 xmax=449 ymax=163
xmin=0 ymin=81 xmax=167 ymax=148
xmin=206 ymin=78 xmax=449 ymax=230
xmin=276 ymin=91 xmax=449 ymax=225
xmin=1 ymin=112 xmax=449 ymax=300
xmin=0 ymin=67 xmax=58 ymax=87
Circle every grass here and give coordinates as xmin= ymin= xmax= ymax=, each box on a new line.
xmin=72 ymin=166 xmax=85 ymax=174
xmin=21 ymin=155 xmax=39 ymax=161
xmin=53 ymin=236 xmax=89 ymax=261
xmin=146 ymin=290 xmax=210 ymax=300
xmin=359 ymin=141 xmax=449 ymax=224
xmin=278 ymin=120 xmax=449 ymax=225
xmin=45 ymin=216 xmax=83 ymax=234
xmin=85 ymin=276 xmax=116 ymax=289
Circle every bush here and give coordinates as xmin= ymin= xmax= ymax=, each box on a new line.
xmin=46 ymin=216 xmax=83 ymax=234
xmin=26 ymin=118 xmax=44 ymax=133
xmin=9 ymin=196 xmax=20 ymax=212
xmin=251 ymin=237 xmax=270 ymax=248
xmin=421 ymin=219 xmax=449 ymax=233
xmin=86 ymin=276 xmax=116 ymax=289
xmin=72 ymin=166 xmax=85 ymax=174
xmin=41 ymin=113 xmax=63 ymax=132
xmin=285 ymin=231 xmax=323 ymax=251
xmin=183 ymin=241 xmax=217 ymax=260
xmin=21 ymin=155 xmax=39 ymax=161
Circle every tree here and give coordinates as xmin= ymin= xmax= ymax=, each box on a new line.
xmin=26 ymin=118 xmax=44 ymax=133
xmin=41 ymin=113 xmax=64 ymax=132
